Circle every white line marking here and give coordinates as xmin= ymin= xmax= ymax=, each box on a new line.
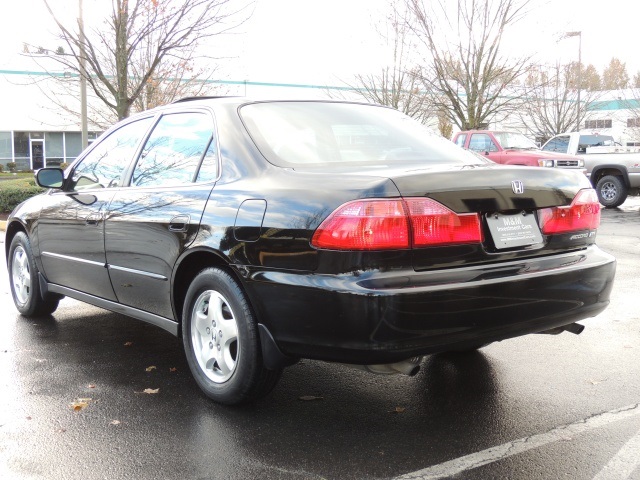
xmin=394 ymin=403 xmax=640 ymax=480
xmin=592 ymin=423 xmax=640 ymax=480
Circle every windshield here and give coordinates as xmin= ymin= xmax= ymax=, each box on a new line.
xmin=493 ymin=132 xmax=538 ymax=149
xmin=239 ymin=101 xmax=484 ymax=168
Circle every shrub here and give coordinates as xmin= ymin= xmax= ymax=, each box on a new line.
xmin=60 ymin=162 xmax=69 ymax=170
xmin=0 ymin=177 xmax=45 ymax=213
xmin=0 ymin=164 xmax=3 ymax=173
xmin=7 ymin=162 xmax=17 ymax=173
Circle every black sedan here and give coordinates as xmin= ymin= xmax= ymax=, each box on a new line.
xmin=5 ymin=98 xmax=616 ymax=405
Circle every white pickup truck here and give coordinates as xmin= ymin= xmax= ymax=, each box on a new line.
xmin=542 ymin=132 xmax=640 ymax=207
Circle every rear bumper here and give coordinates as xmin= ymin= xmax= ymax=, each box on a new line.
xmin=244 ymin=246 xmax=616 ymax=364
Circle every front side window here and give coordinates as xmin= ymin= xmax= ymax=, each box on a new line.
xmin=542 ymin=136 xmax=570 ymax=153
xmin=454 ymin=134 xmax=467 ymax=147
xmin=468 ymin=134 xmax=498 ymax=153
xmin=131 ymin=112 xmax=214 ymax=187
xmin=69 ymin=118 xmax=153 ymax=191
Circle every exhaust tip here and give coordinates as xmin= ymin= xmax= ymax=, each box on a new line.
xmin=563 ymin=322 xmax=585 ymax=335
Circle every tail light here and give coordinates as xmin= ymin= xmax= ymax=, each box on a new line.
xmin=539 ymin=189 xmax=600 ymax=234
xmin=405 ymin=198 xmax=483 ymax=246
xmin=311 ymin=198 xmax=482 ymax=250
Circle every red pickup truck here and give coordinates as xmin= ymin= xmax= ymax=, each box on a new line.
xmin=452 ymin=130 xmax=584 ymax=169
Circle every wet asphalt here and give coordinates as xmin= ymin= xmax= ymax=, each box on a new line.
xmin=1 ymin=199 xmax=639 ymax=480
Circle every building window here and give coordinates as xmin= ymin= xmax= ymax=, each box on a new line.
xmin=627 ymin=118 xmax=640 ymax=128
xmin=584 ymin=119 xmax=612 ymax=129
xmin=0 ymin=132 xmax=12 ymax=168
xmin=45 ymin=132 xmax=64 ymax=167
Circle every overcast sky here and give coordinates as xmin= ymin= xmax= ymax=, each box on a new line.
xmin=1 ymin=0 xmax=638 ymax=86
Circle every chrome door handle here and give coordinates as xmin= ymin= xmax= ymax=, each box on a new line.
xmin=85 ymin=212 xmax=103 ymax=226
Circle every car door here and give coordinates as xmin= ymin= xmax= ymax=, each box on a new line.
xmin=467 ymin=133 xmax=502 ymax=162
xmin=104 ymin=110 xmax=219 ymax=320
xmin=36 ymin=117 xmax=154 ymax=299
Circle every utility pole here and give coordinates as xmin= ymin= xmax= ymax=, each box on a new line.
xmin=79 ymin=0 xmax=88 ymax=149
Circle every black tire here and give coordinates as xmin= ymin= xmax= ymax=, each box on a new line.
xmin=8 ymin=231 xmax=60 ymax=317
xmin=182 ymin=267 xmax=282 ymax=405
xmin=595 ymin=175 xmax=627 ymax=208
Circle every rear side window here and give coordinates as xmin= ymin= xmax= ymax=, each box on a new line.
xmin=70 ymin=117 xmax=153 ymax=191
xmin=131 ymin=112 xmax=215 ymax=187
xmin=454 ymin=134 xmax=467 ymax=147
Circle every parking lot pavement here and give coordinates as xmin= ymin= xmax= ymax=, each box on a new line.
xmin=1 ymin=198 xmax=640 ymax=479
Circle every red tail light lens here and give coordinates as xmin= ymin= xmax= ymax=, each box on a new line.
xmin=539 ymin=189 xmax=601 ymax=234
xmin=311 ymin=200 xmax=410 ymax=250
xmin=405 ymin=198 xmax=483 ymax=246
xmin=311 ymin=198 xmax=482 ymax=250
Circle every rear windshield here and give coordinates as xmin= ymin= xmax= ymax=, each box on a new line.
xmin=239 ymin=101 xmax=483 ymax=168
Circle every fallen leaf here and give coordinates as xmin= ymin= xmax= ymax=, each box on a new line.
xmin=141 ymin=388 xmax=159 ymax=394
xmin=87 ymin=384 xmax=96 ymax=389
xmin=25 ymin=416 xmax=32 ymax=421
xmin=390 ymin=406 xmax=406 ymax=414
xmin=588 ymin=379 xmax=606 ymax=385
xmin=145 ymin=366 xmax=157 ymax=372
xmin=298 ymin=395 xmax=323 ymax=401
xmin=124 ymin=342 xmax=133 ymax=347
xmin=169 ymin=367 xmax=177 ymax=372
xmin=110 ymin=420 xmax=121 ymax=426
xmin=71 ymin=400 xmax=90 ymax=411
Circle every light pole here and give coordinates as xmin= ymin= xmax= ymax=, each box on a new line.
xmin=79 ymin=0 xmax=88 ymax=150
xmin=564 ymin=31 xmax=582 ymax=132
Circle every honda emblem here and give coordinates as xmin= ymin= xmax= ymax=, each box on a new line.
xmin=512 ymin=180 xmax=524 ymax=194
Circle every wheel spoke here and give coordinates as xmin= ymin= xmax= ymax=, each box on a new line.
xmin=219 ymin=316 xmax=238 ymax=342
xmin=200 ymin=342 xmax=216 ymax=370
xmin=216 ymin=348 xmax=234 ymax=376
xmin=194 ymin=308 xmax=211 ymax=337
xmin=208 ymin=294 xmax=226 ymax=326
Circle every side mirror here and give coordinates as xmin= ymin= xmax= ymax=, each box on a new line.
xmin=36 ymin=168 xmax=64 ymax=189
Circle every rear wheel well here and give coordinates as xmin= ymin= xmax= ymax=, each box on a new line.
xmin=172 ymin=250 xmax=242 ymax=336
xmin=4 ymin=221 xmax=26 ymax=261
xmin=591 ymin=168 xmax=628 ymax=187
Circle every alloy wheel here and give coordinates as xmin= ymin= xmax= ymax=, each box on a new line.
xmin=191 ymin=290 xmax=239 ymax=383
xmin=11 ymin=245 xmax=31 ymax=305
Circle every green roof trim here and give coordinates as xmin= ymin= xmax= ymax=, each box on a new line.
xmin=0 ymin=69 xmax=354 ymax=91
xmin=587 ymin=99 xmax=640 ymax=111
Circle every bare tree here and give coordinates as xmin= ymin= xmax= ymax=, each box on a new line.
xmin=128 ymin=40 xmax=222 ymax=113
xmin=39 ymin=0 xmax=250 ymax=123
xmin=517 ymin=63 xmax=600 ymax=143
xmin=339 ymin=2 xmax=432 ymax=123
xmin=406 ymin=0 xmax=534 ymax=130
